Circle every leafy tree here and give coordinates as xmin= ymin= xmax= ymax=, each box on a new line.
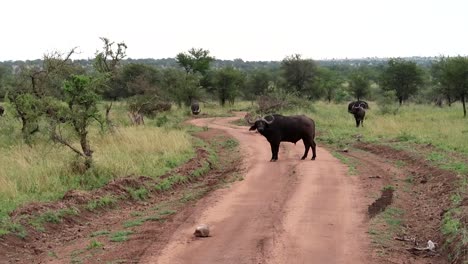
xmin=380 ymin=58 xmax=425 ymax=105
xmin=433 ymin=56 xmax=468 ymax=116
xmin=93 ymin=37 xmax=127 ymax=129
xmin=50 ymin=75 xmax=103 ymax=169
xmin=243 ymin=69 xmax=277 ymax=101
xmin=176 ymin=48 xmax=214 ymax=75
xmin=348 ymin=70 xmax=370 ymax=101
xmin=281 ymin=54 xmax=319 ymax=98
xmin=160 ymin=68 xmax=202 ymax=106
xmin=316 ymin=67 xmax=342 ymax=103
xmin=211 ymin=67 xmax=245 ymax=106
xmin=6 ymin=49 xmax=78 ymax=143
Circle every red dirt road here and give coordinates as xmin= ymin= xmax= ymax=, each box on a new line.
xmin=141 ymin=114 xmax=372 ymax=264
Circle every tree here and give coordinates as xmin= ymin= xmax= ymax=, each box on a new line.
xmin=50 ymin=75 xmax=102 ymax=169
xmin=380 ymin=58 xmax=425 ymax=105
xmin=243 ymin=69 xmax=276 ymax=101
xmin=281 ymin=54 xmax=319 ymax=98
xmin=348 ymin=70 xmax=370 ymax=101
xmin=161 ymin=68 xmax=202 ymax=107
xmin=212 ymin=67 xmax=245 ymax=106
xmin=93 ymin=37 xmax=127 ymax=129
xmin=176 ymin=48 xmax=214 ymax=75
xmin=6 ymin=49 xmax=78 ymax=143
xmin=316 ymin=67 xmax=342 ymax=103
xmin=433 ymin=56 xmax=468 ymax=117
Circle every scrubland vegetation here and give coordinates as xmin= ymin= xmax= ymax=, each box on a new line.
xmin=0 ymin=38 xmax=467 ymax=262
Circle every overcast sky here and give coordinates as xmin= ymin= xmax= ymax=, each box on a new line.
xmin=1 ymin=0 xmax=467 ymax=61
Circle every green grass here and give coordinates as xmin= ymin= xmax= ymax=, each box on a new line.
xmin=86 ymin=195 xmax=118 ymax=211
xmin=0 ymin=101 xmax=199 ymax=227
xmin=281 ymin=101 xmax=468 ymax=155
xmin=369 ymin=206 xmax=405 ymax=250
xmin=127 ymin=188 xmax=149 ymax=201
xmin=109 ymin=230 xmax=133 ymax=242
xmin=29 ymin=207 xmax=79 ymax=232
xmin=331 ymin=151 xmax=357 ymax=175
xmin=86 ymin=239 xmax=104 ymax=250
xmin=122 ymin=219 xmax=144 ymax=228
xmin=90 ymin=230 xmax=110 ymax=237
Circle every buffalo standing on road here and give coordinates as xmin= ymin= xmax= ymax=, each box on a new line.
xmin=248 ymin=114 xmax=317 ymax=162
xmin=191 ymin=101 xmax=201 ymax=115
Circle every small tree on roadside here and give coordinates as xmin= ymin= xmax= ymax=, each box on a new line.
xmin=50 ymin=75 xmax=103 ymax=169
xmin=380 ymin=58 xmax=425 ymax=105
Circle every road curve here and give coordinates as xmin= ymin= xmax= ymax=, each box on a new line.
xmin=141 ymin=113 xmax=371 ymax=264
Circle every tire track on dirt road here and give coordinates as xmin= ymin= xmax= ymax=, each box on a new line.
xmin=141 ymin=113 xmax=372 ymax=264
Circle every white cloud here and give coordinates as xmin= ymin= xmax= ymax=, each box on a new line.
xmin=0 ymin=0 xmax=467 ymax=61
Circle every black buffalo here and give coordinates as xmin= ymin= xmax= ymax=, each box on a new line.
xmin=348 ymin=101 xmax=368 ymax=127
xmin=248 ymin=114 xmax=316 ymax=162
xmin=0 ymin=106 xmax=4 ymax=116
xmin=347 ymin=100 xmax=369 ymax=113
xmin=191 ymin=101 xmax=200 ymax=115
xmin=350 ymin=105 xmax=366 ymax=127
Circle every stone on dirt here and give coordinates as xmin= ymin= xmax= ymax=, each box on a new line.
xmin=194 ymin=224 xmax=210 ymax=237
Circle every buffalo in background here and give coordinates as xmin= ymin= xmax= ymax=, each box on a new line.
xmin=191 ymin=100 xmax=201 ymax=115
xmin=248 ymin=114 xmax=317 ymax=162
xmin=0 ymin=106 xmax=4 ymax=116
xmin=348 ymin=101 xmax=368 ymax=127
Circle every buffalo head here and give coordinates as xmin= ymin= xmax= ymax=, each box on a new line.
xmin=247 ymin=115 xmax=274 ymax=133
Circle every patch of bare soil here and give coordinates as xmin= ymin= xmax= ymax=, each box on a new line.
xmin=341 ymin=142 xmax=459 ymax=264
xmin=0 ymin=128 xmax=241 ymax=264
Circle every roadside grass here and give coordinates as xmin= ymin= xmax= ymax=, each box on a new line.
xmin=29 ymin=207 xmax=79 ymax=232
xmin=109 ymin=230 xmax=133 ymax=242
xmin=280 ymin=101 xmax=468 ymax=156
xmin=331 ymin=151 xmax=357 ymax=175
xmin=90 ymin=230 xmax=110 ymax=237
xmin=0 ymin=101 xmax=198 ymax=234
xmin=369 ymin=206 xmax=405 ymax=254
xmin=86 ymin=195 xmax=118 ymax=211
xmin=86 ymin=239 xmax=103 ymax=250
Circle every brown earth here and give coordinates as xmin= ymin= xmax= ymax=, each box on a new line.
xmin=142 ymin=114 xmax=374 ymax=264
xmin=1 ymin=113 xmax=458 ymax=264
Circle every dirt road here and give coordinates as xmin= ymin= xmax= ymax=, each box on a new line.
xmin=141 ymin=113 xmax=372 ymax=264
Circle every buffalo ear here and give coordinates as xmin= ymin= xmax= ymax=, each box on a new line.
xmin=249 ymin=125 xmax=257 ymax=131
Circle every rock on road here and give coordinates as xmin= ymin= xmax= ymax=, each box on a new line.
xmin=141 ymin=113 xmax=371 ymax=264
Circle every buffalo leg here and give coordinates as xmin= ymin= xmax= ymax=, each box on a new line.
xmin=270 ymin=143 xmax=280 ymax=162
xmin=311 ymin=140 xmax=317 ymax=160
xmin=301 ymin=139 xmax=310 ymax=160
xmin=355 ymin=117 xmax=360 ymax=127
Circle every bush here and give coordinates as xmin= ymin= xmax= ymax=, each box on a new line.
xmin=377 ymin=90 xmax=399 ymax=115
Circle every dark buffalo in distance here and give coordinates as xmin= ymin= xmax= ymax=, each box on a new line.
xmin=248 ymin=114 xmax=316 ymax=162
xmin=348 ymin=101 xmax=368 ymax=127
xmin=347 ymin=100 xmax=369 ymax=113
xmin=350 ymin=105 xmax=366 ymax=127
xmin=191 ymin=101 xmax=200 ymax=115
xmin=0 ymin=106 xmax=4 ymax=116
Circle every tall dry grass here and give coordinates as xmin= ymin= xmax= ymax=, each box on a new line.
xmin=0 ymin=103 xmax=194 ymax=220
